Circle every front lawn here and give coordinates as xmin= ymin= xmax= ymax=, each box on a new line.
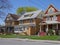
xmin=0 ymin=34 xmax=60 ymax=40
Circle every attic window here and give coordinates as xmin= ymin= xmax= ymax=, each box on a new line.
xmin=24 ymin=14 xmax=33 ymax=17
xmin=9 ymin=17 xmax=12 ymax=20
xmin=7 ymin=18 xmax=9 ymax=20
xmin=48 ymin=7 xmax=54 ymax=13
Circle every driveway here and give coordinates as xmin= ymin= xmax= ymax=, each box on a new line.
xmin=0 ymin=38 xmax=60 ymax=45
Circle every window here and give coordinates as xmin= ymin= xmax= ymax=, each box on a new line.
xmin=24 ymin=14 xmax=33 ymax=17
xmin=19 ymin=20 xmax=23 ymax=24
xmin=40 ymin=14 xmax=43 ymax=17
xmin=46 ymin=18 xmax=49 ymax=21
xmin=40 ymin=14 xmax=43 ymax=19
xmin=24 ymin=15 xmax=29 ymax=17
xmin=25 ymin=27 xmax=29 ymax=30
xmin=29 ymin=19 xmax=33 ymax=23
xmin=48 ymin=7 xmax=54 ymax=13
xmin=19 ymin=27 xmax=23 ymax=31
xmin=19 ymin=27 xmax=28 ymax=31
xmin=9 ymin=17 xmax=12 ymax=20
xmin=52 ymin=16 xmax=57 ymax=21
xmin=46 ymin=16 xmax=51 ymax=21
xmin=29 ymin=14 xmax=33 ymax=17
xmin=7 ymin=18 xmax=9 ymax=20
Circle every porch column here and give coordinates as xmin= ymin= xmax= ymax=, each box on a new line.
xmin=40 ymin=25 xmax=41 ymax=32
xmin=57 ymin=24 xmax=58 ymax=30
xmin=46 ymin=25 xmax=48 ymax=32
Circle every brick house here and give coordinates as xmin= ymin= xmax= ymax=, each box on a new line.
xmin=39 ymin=5 xmax=60 ymax=35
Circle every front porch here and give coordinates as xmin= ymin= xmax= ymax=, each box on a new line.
xmin=40 ymin=23 xmax=60 ymax=35
xmin=14 ymin=23 xmax=36 ymax=35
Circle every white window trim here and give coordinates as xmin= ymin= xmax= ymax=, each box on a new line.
xmin=46 ymin=16 xmax=51 ymax=21
xmin=52 ymin=16 xmax=57 ymax=21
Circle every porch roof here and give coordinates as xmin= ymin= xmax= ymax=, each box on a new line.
xmin=40 ymin=21 xmax=60 ymax=25
xmin=15 ymin=23 xmax=36 ymax=27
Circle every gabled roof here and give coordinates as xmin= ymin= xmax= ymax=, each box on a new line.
xmin=9 ymin=13 xmax=20 ymax=20
xmin=18 ymin=10 xmax=42 ymax=20
xmin=5 ymin=13 xmax=20 ymax=21
xmin=45 ymin=4 xmax=58 ymax=14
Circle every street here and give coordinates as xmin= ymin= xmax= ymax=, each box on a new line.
xmin=0 ymin=38 xmax=60 ymax=45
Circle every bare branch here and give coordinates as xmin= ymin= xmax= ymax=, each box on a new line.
xmin=0 ymin=0 xmax=12 ymax=19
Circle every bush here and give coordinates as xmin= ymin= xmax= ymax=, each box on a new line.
xmin=48 ymin=29 xmax=53 ymax=36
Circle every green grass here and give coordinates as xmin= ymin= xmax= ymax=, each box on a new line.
xmin=18 ymin=35 xmax=60 ymax=40
xmin=0 ymin=34 xmax=60 ymax=40
xmin=0 ymin=34 xmax=17 ymax=38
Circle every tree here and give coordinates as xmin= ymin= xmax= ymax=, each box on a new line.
xmin=16 ymin=7 xmax=38 ymax=15
xmin=0 ymin=0 xmax=11 ymax=18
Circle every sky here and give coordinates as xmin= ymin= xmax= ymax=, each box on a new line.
xmin=0 ymin=0 xmax=60 ymax=25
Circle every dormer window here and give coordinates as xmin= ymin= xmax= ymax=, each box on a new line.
xmin=24 ymin=15 xmax=29 ymax=17
xmin=24 ymin=14 xmax=33 ymax=17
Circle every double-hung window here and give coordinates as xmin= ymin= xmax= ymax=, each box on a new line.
xmin=52 ymin=15 xmax=57 ymax=21
xmin=30 ymin=19 xmax=33 ymax=23
xmin=46 ymin=16 xmax=51 ymax=21
xmin=20 ymin=20 xmax=23 ymax=24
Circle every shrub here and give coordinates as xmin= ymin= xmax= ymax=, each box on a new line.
xmin=48 ymin=29 xmax=53 ymax=36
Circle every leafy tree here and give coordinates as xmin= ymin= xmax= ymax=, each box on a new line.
xmin=16 ymin=7 xmax=38 ymax=15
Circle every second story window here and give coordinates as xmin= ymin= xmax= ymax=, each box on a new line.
xmin=29 ymin=19 xmax=33 ymax=23
xmin=52 ymin=15 xmax=57 ymax=21
xmin=9 ymin=17 xmax=12 ymax=20
xmin=46 ymin=16 xmax=51 ymax=21
xmin=19 ymin=20 xmax=23 ymax=24
xmin=7 ymin=18 xmax=9 ymax=20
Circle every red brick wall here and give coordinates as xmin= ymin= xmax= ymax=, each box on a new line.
xmin=57 ymin=15 xmax=60 ymax=22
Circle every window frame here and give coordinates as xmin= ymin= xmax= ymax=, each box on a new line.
xmin=52 ymin=15 xmax=57 ymax=21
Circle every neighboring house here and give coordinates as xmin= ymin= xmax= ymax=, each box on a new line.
xmin=0 ymin=26 xmax=6 ymax=34
xmin=40 ymin=4 xmax=60 ymax=35
xmin=16 ymin=10 xmax=44 ymax=35
xmin=5 ymin=13 xmax=20 ymax=33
